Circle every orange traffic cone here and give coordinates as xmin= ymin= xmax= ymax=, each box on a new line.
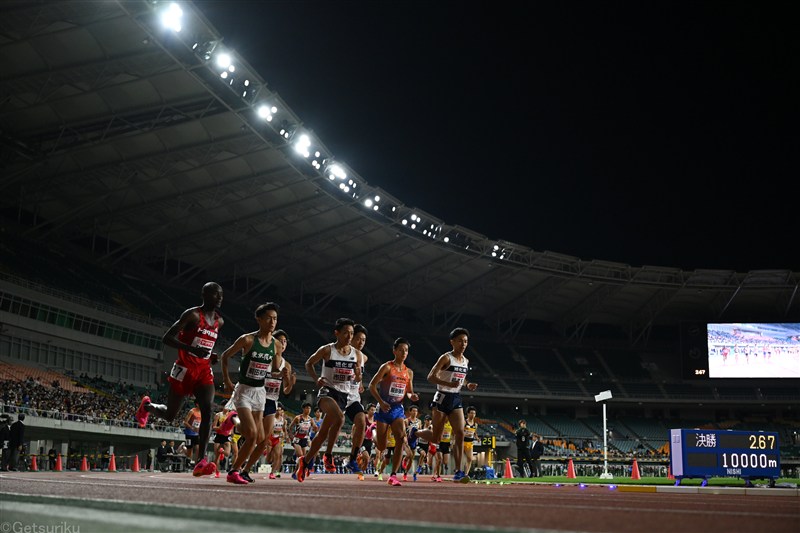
xmin=108 ymin=454 xmax=116 ymax=472
xmin=566 ymin=458 xmax=576 ymax=478
xmin=630 ymin=459 xmax=641 ymax=480
xmin=30 ymin=454 xmax=38 ymax=471
xmin=131 ymin=454 xmax=140 ymax=472
xmin=80 ymin=456 xmax=89 ymax=472
xmin=504 ymin=458 xmax=514 ymax=479
xmin=667 ymin=465 xmax=674 ymax=480
xmin=55 ymin=454 xmax=63 ymax=472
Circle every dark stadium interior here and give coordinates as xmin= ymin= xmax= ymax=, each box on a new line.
xmin=1 ymin=0 xmax=798 ymax=487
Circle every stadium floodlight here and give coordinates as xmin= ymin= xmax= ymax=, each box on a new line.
xmin=216 ymin=53 xmax=232 ymax=69
xmin=293 ymin=133 xmax=312 ymax=158
xmin=595 ymin=390 xmax=614 ymax=480
xmin=257 ymin=104 xmax=276 ymax=121
xmin=325 ymin=162 xmax=347 ymax=181
xmin=160 ymin=3 xmax=183 ymax=33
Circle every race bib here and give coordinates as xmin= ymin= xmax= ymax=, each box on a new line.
xmin=433 ymin=390 xmax=443 ymax=403
xmin=192 ymin=420 xmax=201 ymax=429
xmin=191 ymin=337 xmax=215 ymax=358
xmin=452 ymin=372 xmax=466 ymax=384
xmin=170 ymin=363 xmax=188 ymax=381
xmin=245 ymin=361 xmax=270 ymax=380
xmin=388 ymin=381 xmax=406 ymax=401
xmin=264 ymin=379 xmax=281 ymax=397
xmin=333 ymin=367 xmax=353 ymax=382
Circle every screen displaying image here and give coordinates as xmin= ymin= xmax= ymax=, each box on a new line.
xmin=707 ymin=323 xmax=800 ymax=378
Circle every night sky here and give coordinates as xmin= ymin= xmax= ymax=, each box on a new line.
xmin=194 ymin=1 xmax=798 ymax=272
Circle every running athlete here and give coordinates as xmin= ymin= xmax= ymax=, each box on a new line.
xmin=135 ymin=281 xmax=224 ymax=478
xmin=219 ymin=302 xmax=280 ymax=484
xmin=463 ymin=406 xmax=478 ymax=477
xmin=288 ymin=402 xmax=315 ymax=466
xmin=358 ymin=403 xmax=377 ymax=480
xmin=322 ymin=323 xmax=370 ymax=474
xmin=404 ymin=405 xmax=422 ymax=481
xmin=267 ymin=403 xmax=287 ymax=479
xmin=435 ymin=419 xmax=453 ymax=479
xmin=416 ymin=415 xmax=432 ymax=476
xmin=368 ymin=337 xmax=419 ymax=486
xmin=409 ymin=327 xmax=478 ymax=483
xmin=294 ymin=318 xmax=364 ymax=482
xmin=212 ymin=406 xmax=240 ymax=477
xmin=182 ymin=401 xmax=202 ymax=463
xmin=239 ymin=328 xmax=295 ymax=479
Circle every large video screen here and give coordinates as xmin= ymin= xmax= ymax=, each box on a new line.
xmin=707 ymin=323 xmax=800 ymax=378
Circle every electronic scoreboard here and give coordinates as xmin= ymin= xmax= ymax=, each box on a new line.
xmin=669 ymin=429 xmax=780 ymax=486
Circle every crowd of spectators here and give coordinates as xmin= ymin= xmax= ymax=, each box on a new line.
xmin=0 ymin=374 xmax=187 ymax=431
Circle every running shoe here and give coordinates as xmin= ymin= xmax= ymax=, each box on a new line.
xmin=346 ymin=459 xmax=362 ymax=474
xmin=240 ymin=471 xmax=255 ymax=483
xmin=387 ymin=474 xmax=402 ymax=486
xmin=434 ymin=475 xmax=443 ymax=483
xmin=413 ymin=472 xmax=417 ymax=482
xmin=134 ymin=396 xmax=151 ymax=428
xmin=403 ymin=473 xmax=408 ymax=482
xmin=373 ymin=472 xmax=378 ymax=478
xmin=291 ymin=472 xmax=297 ymax=480
xmin=226 ymin=470 xmax=249 ymax=485
xmin=377 ymin=473 xmax=383 ymax=481
xmin=295 ymin=456 xmax=307 ymax=483
xmin=453 ymin=470 xmax=465 ymax=482
xmin=214 ymin=470 xmax=220 ymax=478
xmin=192 ymin=458 xmax=210 ymax=477
xmin=268 ymin=473 xmax=276 ymax=480
xmin=323 ymin=454 xmax=336 ymax=473
xmin=275 ymin=473 xmax=281 ymax=478
xmin=358 ymin=473 xmax=364 ymax=481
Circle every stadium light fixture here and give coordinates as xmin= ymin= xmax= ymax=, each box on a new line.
xmin=160 ymin=3 xmax=183 ymax=33
xmin=257 ymin=104 xmax=277 ymax=122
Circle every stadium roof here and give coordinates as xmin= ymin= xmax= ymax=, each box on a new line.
xmin=1 ymin=1 xmax=798 ymax=345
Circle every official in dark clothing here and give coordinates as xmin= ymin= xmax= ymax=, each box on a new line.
xmin=0 ymin=414 xmax=11 ymax=471
xmin=515 ymin=419 xmax=534 ymax=478
xmin=8 ymin=413 xmax=25 ymax=471
xmin=531 ymin=433 xmax=544 ymax=477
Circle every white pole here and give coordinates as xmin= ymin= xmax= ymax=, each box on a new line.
xmin=600 ymin=401 xmax=613 ymax=479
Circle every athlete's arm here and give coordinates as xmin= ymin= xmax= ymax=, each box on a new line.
xmin=426 ymin=353 xmax=452 ymax=387
xmin=162 ymin=307 xmax=207 ymax=356
xmin=305 ymin=344 xmax=331 ymax=386
xmin=368 ymin=362 xmax=391 ymax=412
xmin=220 ymin=334 xmax=253 ymax=393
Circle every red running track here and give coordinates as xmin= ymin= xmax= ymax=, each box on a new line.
xmin=1 ymin=471 xmax=798 ymax=532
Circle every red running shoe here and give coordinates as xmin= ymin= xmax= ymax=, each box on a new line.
xmin=323 ymin=454 xmax=336 ymax=473
xmin=295 ymin=456 xmax=307 ymax=483
xmin=387 ymin=474 xmax=402 ymax=486
xmin=135 ymin=396 xmax=151 ymax=428
xmin=192 ymin=458 xmax=209 ymax=477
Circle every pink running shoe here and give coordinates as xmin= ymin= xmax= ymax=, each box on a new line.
xmin=434 ymin=475 xmax=443 ymax=483
xmin=268 ymin=472 xmax=276 ymax=480
xmin=387 ymin=474 xmax=402 ymax=486
xmin=227 ymin=470 xmax=249 ymax=485
xmin=134 ymin=396 xmax=151 ymax=428
xmin=192 ymin=458 xmax=216 ymax=477
xmin=403 ymin=473 xmax=408 ymax=482
xmin=214 ymin=471 xmax=220 ymax=478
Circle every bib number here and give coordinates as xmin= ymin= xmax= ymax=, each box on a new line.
xmin=170 ymin=363 xmax=188 ymax=381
